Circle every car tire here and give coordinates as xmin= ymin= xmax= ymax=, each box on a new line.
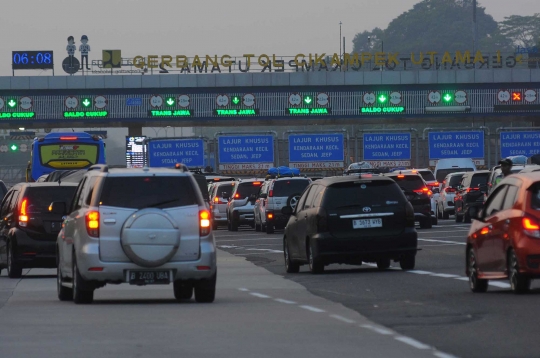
xmin=464 ymin=209 xmax=472 ymax=224
xmin=255 ymin=221 xmax=261 ymax=232
xmin=508 ymin=249 xmax=531 ymax=294
xmin=287 ymin=193 xmax=302 ymax=211
xmin=72 ymin=255 xmax=94 ymax=304
xmin=194 ymin=273 xmax=216 ymax=303
xmin=376 ymin=258 xmax=391 ymax=270
xmin=420 ymin=217 xmax=432 ymax=229
xmin=437 ymin=205 xmax=443 ymax=219
xmin=231 ymin=218 xmax=239 ymax=231
xmin=266 ymin=223 xmax=274 ymax=234
xmin=7 ymin=241 xmax=22 ymax=279
xmin=400 ymin=255 xmax=416 ymax=270
xmin=227 ymin=219 xmax=232 ymax=231
xmin=455 ymin=213 xmax=463 ymax=223
xmin=57 ymin=259 xmax=73 ymax=301
xmin=468 ymin=248 xmax=488 ymax=293
xmin=432 ymin=216 xmax=438 ymax=225
xmin=308 ymin=243 xmax=324 ymax=274
xmin=442 ymin=209 xmax=450 ymax=220
xmin=173 ymin=280 xmax=193 ymax=300
xmin=284 ymin=237 xmax=300 ymax=273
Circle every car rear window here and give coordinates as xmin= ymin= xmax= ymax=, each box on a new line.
xmin=470 ymin=173 xmax=489 ymax=188
xmin=215 ymin=183 xmax=236 ymax=196
xmin=273 ymin=179 xmax=310 ymax=197
xmin=234 ymin=182 xmax=262 ymax=199
xmin=419 ymin=170 xmax=435 ymax=181
xmin=99 ymin=176 xmax=198 ymax=209
xmin=531 ymin=183 xmax=540 ymax=210
xmin=448 ymin=175 xmax=464 ymax=187
xmin=436 ymin=168 xmax=474 ymax=183
xmin=322 ymin=181 xmax=406 ymax=209
xmin=25 ymin=186 xmax=77 ymax=213
xmin=388 ymin=176 xmax=425 ymax=191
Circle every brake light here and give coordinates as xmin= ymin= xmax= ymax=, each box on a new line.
xmin=214 ymin=197 xmax=219 ymax=203
xmin=414 ymin=187 xmax=430 ymax=194
xmin=268 ymin=190 xmax=274 ymax=197
xmin=234 ymin=194 xmax=240 ymax=198
xmin=60 ymin=136 xmax=78 ymax=140
xmin=267 ymin=212 xmax=274 ymax=220
xmin=467 ymin=187 xmax=480 ymax=193
xmin=431 ymin=182 xmax=439 ymax=187
xmin=316 ymin=208 xmax=328 ymax=232
xmin=200 ymin=210 xmax=211 ymax=236
xmin=480 ymin=227 xmax=490 ymax=235
xmin=19 ymin=198 xmax=28 ymax=227
xmin=397 ymin=175 xmax=405 ymax=179
xmin=85 ymin=211 xmax=100 ymax=237
xmin=523 ymin=217 xmax=540 ymax=238
xmin=253 ymin=182 xmax=261 ymax=186
xmin=445 ymin=187 xmax=456 ymax=193
xmin=411 ymin=170 xmax=417 ymax=173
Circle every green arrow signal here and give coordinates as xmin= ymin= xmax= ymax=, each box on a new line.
xmin=8 ymin=100 xmax=16 ymax=108
xmin=82 ymin=99 xmax=91 ymax=107
xmin=10 ymin=144 xmax=18 ymax=151
xmin=443 ymin=94 xmax=452 ymax=102
xmin=304 ymin=96 xmax=312 ymax=104
xmin=166 ymin=98 xmax=175 ymax=106
xmin=232 ymin=96 xmax=240 ymax=105
xmin=378 ymin=95 xmax=387 ymax=103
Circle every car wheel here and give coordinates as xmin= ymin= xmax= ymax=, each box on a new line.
xmin=437 ymin=204 xmax=443 ymax=219
xmin=455 ymin=213 xmax=463 ymax=223
xmin=400 ymin=255 xmax=415 ymax=270
xmin=194 ymin=272 xmax=216 ymax=303
xmin=508 ymin=249 xmax=531 ymax=294
xmin=308 ymin=243 xmax=324 ymax=274
xmin=57 ymin=258 xmax=73 ymax=301
xmin=72 ymin=254 xmax=94 ymax=304
xmin=255 ymin=221 xmax=261 ymax=232
xmin=173 ymin=280 xmax=193 ymax=300
xmin=464 ymin=209 xmax=472 ymax=224
xmin=442 ymin=209 xmax=450 ymax=220
xmin=432 ymin=216 xmax=438 ymax=225
xmin=284 ymin=237 xmax=300 ymax=273
xmin=376 ymin=258 xmax=391 ymax=270
xmin=266 ymin=223 xmax=274 ymax=234
xmin=231 ymin=218 xmax=239 ymax=231
xmin=419 ymin=217 xmax=432 ymax=229
xmin=7 ymin=241 xmax=22 ymax=279
xmin=227 ymin=219 xmax=232 ymax=231
xmin=468 ymin=248 xmax=488 ymax=293
xmin=287 ymin=193 xmax=302 ymax=211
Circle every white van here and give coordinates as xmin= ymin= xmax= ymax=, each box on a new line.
xmin=434 ymin=158 xmax=476 ymax=184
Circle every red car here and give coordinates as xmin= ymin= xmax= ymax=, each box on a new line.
xmin=466 ymin=172 xmax=540 ymax=293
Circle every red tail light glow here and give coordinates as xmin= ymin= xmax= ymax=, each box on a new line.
xmin=253 ymin=182 xmax=261 ymax=186
xmin=397 ymin=175 xmax=405 ymax=179
xmin=60 ymin=136 xmax=78 ymax=141
xmin=523 ymin=217 xmax=540 ymax=238
xmin=268 ymin=190 xmax=274 ymax=197
xmin=414 ymin=187 xmax=430 ymax=195
xmin=445 ymin=187 xmax=456 ymax=193
xmin=467 ymin=187 xmax=480 ymax=193
xmin=267 ymin=212 xmax=274 ymax=220
xmin=19 ymin=198 xmax=28 ymax=227
xmin=480 ymin=227 xmax=490 ymax=235
xmin=85 ymin=211 xmax=100 ymax=237
xmin=200 ymin=210 xmax=211 ymax=236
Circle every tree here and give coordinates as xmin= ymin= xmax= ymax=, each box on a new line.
xmin=352 ymin=28 xmax=384 ymax=53
xmin=499 ymin=14 xmax=540 ymax=48
xmin=351 ymin=0 xmax=513 ymax=54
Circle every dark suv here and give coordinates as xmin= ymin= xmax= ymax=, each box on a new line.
xmin=454 ymin=171 xmax=490 ymax=223
xmin=0 ymin=182 xmax=78 ymax=278
xmin=384 ymin=173 xmax=433 ymax=229
xmin=282 ymin=176 xmax=418 ymax=274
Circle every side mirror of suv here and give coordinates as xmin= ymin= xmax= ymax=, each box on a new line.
xmin=49 ymin=201 xmax=67 ymax=215
xmin=281 ymin=206 xmax=293 ymax=215
xmin=259 ymin=193 xmax=268 ymax=199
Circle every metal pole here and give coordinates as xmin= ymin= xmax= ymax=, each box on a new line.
xmin=339 ymin=21 xmax=342 ymax=59
xmin=473 ymin=0 xmax=477 ymax=53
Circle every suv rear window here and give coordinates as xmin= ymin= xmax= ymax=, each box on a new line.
xmin=273 ymin=179 xmax=310 ymax=197
xmin=99 ymin=176 xmax=198 ymax=209
xmin=322 ymin=181 xmax=406 ymax=209
xmin=436 ymin=168 xmax=474 ymax=183
xmin=388 ymin=176 xmax=425 ymax=191
xmin=419 ymin=170 xmax=435 ymax=181
xmin=215 ymin=183 xmax=236 ymax=197
xmin=25 ymin=186 xmax=77 ymax=213
xmin=470 ymin=173 xmax=489 ymax=188
xmin=448 ymin=175 xmax=464 ymax=187
xmin=234 ymin=182 xmax=262 ymax=199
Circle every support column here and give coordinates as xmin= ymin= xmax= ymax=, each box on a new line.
xmin=128 ymin=125 xmax=143 ymax=136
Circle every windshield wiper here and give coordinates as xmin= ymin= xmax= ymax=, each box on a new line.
xmin=148 ymin=199 xmax=179 ymax=208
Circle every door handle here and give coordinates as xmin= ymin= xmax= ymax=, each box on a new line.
xmin=104 ymin=219 xmax=116 ymax=224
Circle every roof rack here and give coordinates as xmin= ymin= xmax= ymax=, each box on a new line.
xmin=88 ymin=164 xmax=109 ymax=173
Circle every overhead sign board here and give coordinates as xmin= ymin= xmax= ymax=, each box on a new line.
xmin=288 ymin=133 xmax=344 ymax=169
xmin=363 ymin=133 xmax=411 ymax=161
xmin=428 ymin=131 xmax=484 ymax=159
xmin=500 ymin=131 xmax=540 ymax=157
xmin=148 ymin=139 xmax=204 ymax=167
xmin=218 ymin=135 xmax=274 ymax=170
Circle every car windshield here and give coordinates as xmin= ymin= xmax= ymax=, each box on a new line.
xmin=470 ymin=173 xmax=489 ymax=188
xmin=418 ymin=170 xmax=435 ymax=181
xmin=234 ymin=182 xmax=262 ymax=199
xmin=25 ymin=186 xmax=77 ymax=213
xmin=323 ymin=181 xmax=406 ymax=209
xmin=388 ymin=176 xmax=425 ymax=191
xmin=273 ymin=179 xmax=310 ymax=197
xmin=436 ymin=168 xmax=474 ymax=182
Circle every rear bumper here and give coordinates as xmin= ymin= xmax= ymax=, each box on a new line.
xmin=232 ymin=209 xmax=255 ymax=224
xmin=13 ymin=231 xmax=57 ymax=268
xmin=265 ymin=211 xmax=290 ymax=228
xmin=311 ymin=228 xmax=418 ymax=264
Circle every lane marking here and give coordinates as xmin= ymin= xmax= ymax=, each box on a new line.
xmin=488 ymin=281 xmax=511 ymax=288
xmin=245 ymin=248 xmax=284 ymax=254
xmin=395 ymin=336 xmax=431 ymax=350
xmin=434 ymin=352 xmax=460 ymax=358
xmin=250 ymin=292 xmax=271 ymax=298
xmin=217 ymin=238 xmax=282 ymax=243
xmin=329 ymin=314 xmax=356 ymax=324
xmin=274 ymin=298 xmax=297 ymax=305
xmin=409 ymin=270 xmax=432 ymax=275
xmin=215 ymin=233 xmax=267 ymax=238
xmin=418 ymin=230 xmax=468 ymax=234
xmin=430 ymin=273 xmax=460 ymax=278
xmin=300 ymin=305 xmax=326 ymax=313
xmin=360 ymin=324 xmax=393 ymax=335
xmin=238 ymin=288 xmax=250 ymax=292
xmin=419 ymin=239 xmax=466 ymax=245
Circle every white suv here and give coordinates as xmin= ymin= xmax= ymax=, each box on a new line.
xmin=436 ymin=172 xmax=466 ymax=219
xmin=54 ymin=165 xmax=216 ymax=304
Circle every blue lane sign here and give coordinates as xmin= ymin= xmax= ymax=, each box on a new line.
xmin=428 ymin=131 xmax=484 ymax=159
xmin=218 ymin=135 xmax=274 ymax=164
xmin=363 ymin=133 xmax=411 ymax=160
xmin=289 ymin=134 xmax=344 ymax=162
xmin=148 ymin=139 xmax=204 ymax=167
xmin=126 ymin=98 xmax=142 ymax=106
xmin=500 ymin=131 xmax=540 ymax=157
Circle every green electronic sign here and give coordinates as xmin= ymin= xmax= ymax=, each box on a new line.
xmin=7 ymin=99 xmax=17 ymax=108
xmin=360 ymin=107 xmax=405 ymax=114
xmin=378 ymin=94 xmax=388 ymax=104
xmin=63 ymin=111 xmax=108 ymax=118
xmin=165 ymin=97 xmax=175 ymax=106
xmin=286 ymin=108 xmax=332 ymax=115
xmin=214 ymin=109 xmax=259 ymax=116
xmin=303 ymin=95 xmax=313 ymax=105
xmin=443 ymin=93 xmax=453 ymax=102
xmin=148 ymin=110 xmax=194 ymax=117
xmin=0 ymin=112 xmax=36 ymax=119
xmin=81 ymin=98 xmax=92 ymax=108
xmin=231 ymin=96 xmax=241 ymax=105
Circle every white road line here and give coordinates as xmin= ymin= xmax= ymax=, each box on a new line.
xmin=430 ymin=273 xmax=460 ymax=278
xmin=360 ymin=324 xmax=394 ymax=335
xmin=418 ymin=230 xmax=468 ymax=234
xmin=409 ymin=270 xmax=432 ymax=275
xmin=434 ymin=352 xmax=460 ymax=358
xmin=394 ymin=336 xmax=431 ymax=350
xmin=217 ymin=238 xmax=282 ymax=242
xmin=419 ymin=239 xmax=466 ymax=245
xmin=274 ymin=298 xmax=297 ymax=305
xmin=488 ymin=281 xmax=511 ymax=288
xmin=245 ymin=248 xmax=284 ymax=253
xmin=329 ymin=314 xmax=356 ymax=324
xmin=216 ymin=233 xmax=267 ymax=238
xmin=300 ymin=305 xmax=326 ymax=313
xmin=250 ymin=292 xmax=271 ymax=298
xmin=238 ymin=288 xmax=250 ymax=292
xmin=455 ymin=277 xmax=469 ymax=281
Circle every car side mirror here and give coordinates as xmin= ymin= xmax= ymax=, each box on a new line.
xmin=259 ymin=193 xmax=268 ymax=199
xmin=281 ymin=206 xmax=293 ymax=215
xmin=221 ymin=192 xmax=229 ymax=200
xmin=49 ymin=201 xmax=67 ymax=215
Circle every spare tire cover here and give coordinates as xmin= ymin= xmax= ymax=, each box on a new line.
xmin=121 ymin=208 xmax=180 ymax=268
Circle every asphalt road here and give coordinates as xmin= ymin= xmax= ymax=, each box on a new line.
xmin=215 ymin=219 xmax=540 ymax=358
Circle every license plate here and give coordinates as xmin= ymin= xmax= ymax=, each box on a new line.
xmin=128 ymin=270 xmax=171 ymax=285
xmin=353 ymin=218 xmax=383 ymax=229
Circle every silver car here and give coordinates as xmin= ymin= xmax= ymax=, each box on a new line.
xmin=226 ymin=179 xmax=264 ymax=231
xmin=209 ymin=180 xmax=237 ymax=229
xmin=55 ymin=165 xmax=216 ymax=304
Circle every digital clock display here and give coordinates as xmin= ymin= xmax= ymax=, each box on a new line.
xmin=12 ymin=51 xmax=54 ymax=70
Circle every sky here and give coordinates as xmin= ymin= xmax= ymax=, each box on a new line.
xmin=0 ymin=0 xmax=536 ymax=77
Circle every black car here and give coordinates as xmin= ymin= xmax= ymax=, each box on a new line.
xmin=454 ymin=171 xmax=490 ymax=223
xmin=282 ymin=176 xmax=418 ymax=274
xmin=0 ymin=182 xmax=78 ymax=278
xmin=384 ymin=173 xmax=433 ymax=229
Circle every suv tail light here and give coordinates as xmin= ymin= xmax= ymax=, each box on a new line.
xmin=268 ymin=190 xmax=274 ymax=197
xmin=414 ymin=187 xmax=432 ymax=195
xmin=523 ymin=217 xmax=540 ymax=238
xmin=405 ymin=202 xmax=415 ymax=227
xmin=213 ymin=197 xmax=225 ymax=204
xmin=316 ymin=208 xmax=328 ymax=233
xmin=445 ymin=187 xmax=456 ymax=193
xmin=19 ymin=198 xmax=29 ymax=227
xmin=467 ymin=187 xmax=480 ymax=193
xmin=85 ymin=211 xmax=100 ymax=238
xmin=200 ymin=210 xmax=211 ymax=236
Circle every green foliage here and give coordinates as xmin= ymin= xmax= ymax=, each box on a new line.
xmin=499 ymin=14 xmax=540 ymax=48
xmin=352 ymin=0 xmax=513 ymax=54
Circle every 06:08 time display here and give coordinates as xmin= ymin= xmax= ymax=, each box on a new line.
xmin=13 ymin=52 xmax=52 ymax=65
